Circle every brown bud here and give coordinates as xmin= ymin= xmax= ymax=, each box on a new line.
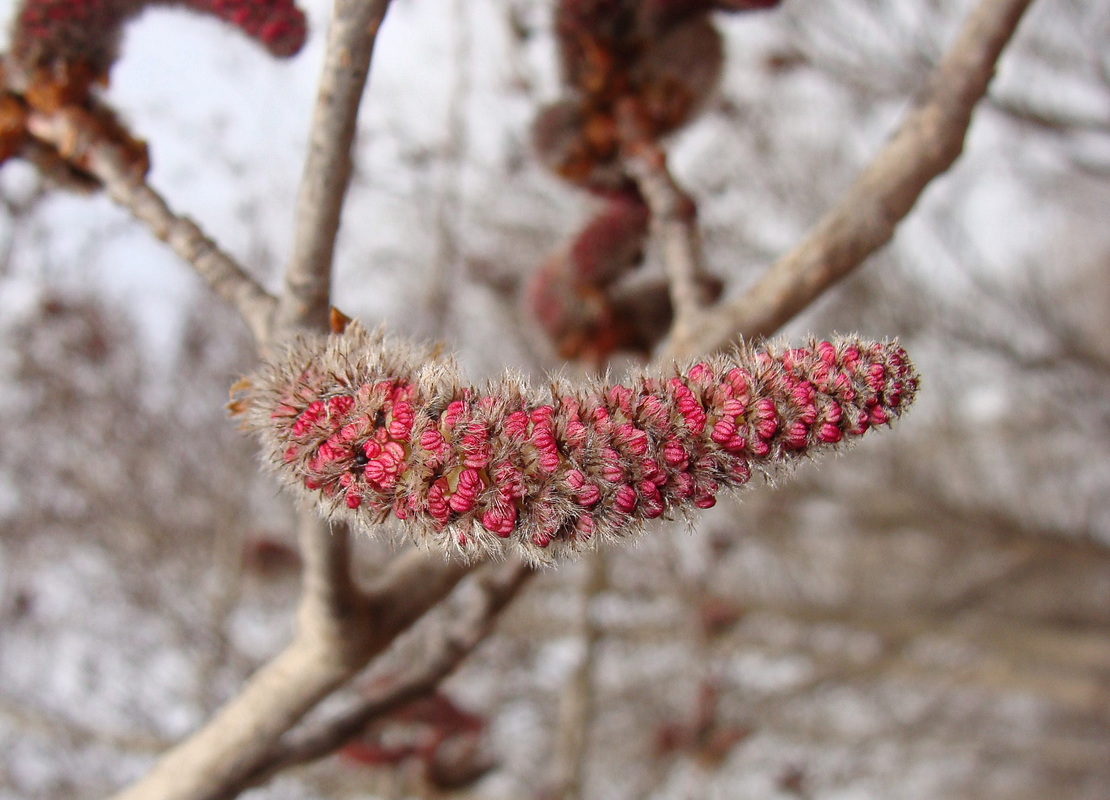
xmin=531 ymin=99 xmax=631 ymax=193
xmin=630 ymin=15 xmax=724 ymax=135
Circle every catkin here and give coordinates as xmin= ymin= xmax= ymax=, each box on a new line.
xmin=234 ymin=325 xmax=918 ymax=564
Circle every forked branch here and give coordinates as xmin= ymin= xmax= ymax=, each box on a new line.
xmin=110 ymin=548 xmax=472 ymax=800
xmin=228 ymin=559 xmax=535 ymax=795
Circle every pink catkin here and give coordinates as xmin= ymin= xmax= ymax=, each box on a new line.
xmin=238 ymin=324 xmax=919 ymax=564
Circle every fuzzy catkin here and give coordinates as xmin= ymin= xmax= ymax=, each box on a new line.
xmin=236 ymin=325 xmax=918 ymax=564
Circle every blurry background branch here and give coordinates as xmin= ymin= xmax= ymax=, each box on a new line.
xmin=666 ymin=0 xmax=1036 ymax=360
xmin=546 ymin=550 xmax=606 ymax=800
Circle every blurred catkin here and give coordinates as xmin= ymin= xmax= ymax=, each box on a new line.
xmin=526 ymin=0 xmax=780 ymax=359
xmin=1 ymin=0 xmax=307 ymax=182
xmin=8 ymin=0 xmax=307 ymax=79
xmin=234 ymin=325 xmax=918 ymax=564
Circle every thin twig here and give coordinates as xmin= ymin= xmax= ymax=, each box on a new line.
xmin=547 ymin=550 xmax=606 ymax=800
xmin=988 ymin=94 xmax=1110 ymax=135
xmin=275 ymin=0 xmax=395 ymax=333
xmin=663 ymin=0 xmax=1037 ymax=361
xmin=424 ymin=0 xmax=471 ymax=338
xmin=231 ymin=559 xmax=535 ymax=793
xmin=617 ymin=101 xmax=713 ymax=352
xmin=24 ymin=110 xmax=277 ymax=345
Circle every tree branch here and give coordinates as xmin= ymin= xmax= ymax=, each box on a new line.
xmin=275 ymin=0 xmax=395 ymax=333
xmin=547 ymin=550 xmax=606 ymax=800
xmin=254 ymin=7 xmax=402 ymax=790
xmin=109 ymin=547 xmax=472 ymax=800
xmin=617 ymin=100 xmax=715 ymax=353
xmin=228 ymin=559 xmax=534 ymax=794
xmin=23 ymin=110 xmax=277 ymax=345
xmin=662 ymin=0 xmax=1036 ymax=361
xmin=294 ymin=513 xmax=361 ymax=633
xmin=100 ymin=6 xmax=485 ymax=792
xmin=21 ymin=6 xmax=519 ymax=800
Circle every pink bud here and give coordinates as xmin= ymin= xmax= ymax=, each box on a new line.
xmin=721 ymin=398 xmax=746 ymax=416
xmin=388 ymin=401 xmax=415 ymax=439
xmin=449 ymin=491 xmax=475 ymax=514
xmin=867 ymin=363 xmax=887 ymax=392
xmin=481 ymin=506 xmax=517 ymax=537
xmin=292 ymin=400 xmax=325 ymax=436
xmin=576 ymin=484 xmax=601 ymax=507
xmin=443 ymin=400 xmax=468 ymax=429
xmin=711 ymin=417 xmax=736 ymax=445
xmin=783 ymin=421 xmax=809 ymax=450
xmin=637 ymin=394 xmax=668 ymax=426
xmin=538 ymin=450 xmax=560 ymax=473
xmin=327 ymin=395 xmax=354 ymax=418
xmin=818 ymin=423 xmax=843 ymax=444
xmin=616 ymin=423 xmax=649 ymax=455
xmin=640 ymin=458 xmax=666 ymax=486
xmin=504 ymin=410 xmax=530 ymax=439
xmin=687 ymin=363 xmax=714 ymax=383
xmin=601 ymin=448 xmax=625 ymax=483
xmin=721 ymin=434 xmax=746 ymax=454
xmin=663 ymin=439 xmax=689 ymax=469
xmin=607 ymin=384 xmax=633 ymax=413
xmin=427 ymin=480 xmax=450 ymax=525
xmin=420 ymin=428 xmax=448 ymax=456
xmin=817 ymin=341 xmax=837 ymax=365
xmin=614 ymin=484 xmax=638 ymax=514
xmin=673 ymin=472 xmax=694 ymax=498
